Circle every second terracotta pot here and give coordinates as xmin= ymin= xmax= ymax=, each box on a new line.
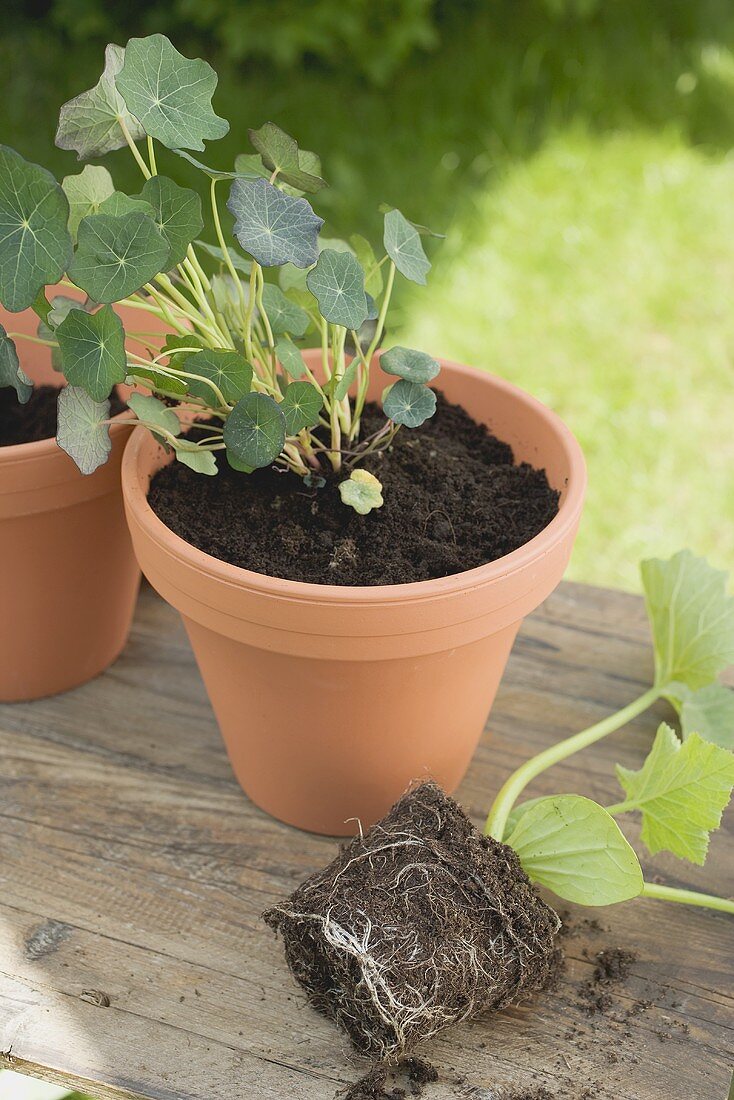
xmin=122 ymin=354 xmax=586 ymax=835
xmin=0 ymin=294 xmax=168 ymax=702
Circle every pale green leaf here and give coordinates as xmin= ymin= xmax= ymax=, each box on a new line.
xmin=665 ymin=682 xmax=734 ymax=750
xmin=275 ymin=336 xmax=307 ymax=379
xmin=306 ymin=249 xmax=368 ymax=329
xmin=174 ymin=446 xmax=218 ymax=475
xmin=383 ymin=207 xmax=431 ymax=285
xmin=338 ymin=469 xmax=384 ymax=515
xmin=139 ymin=176 xmax=204 ymax=268
xmin=99 ymin=191 xmax=154 ymax=220
xmin=56 ymin=385 xmax=112 ymax=474
xmin=0 ymin=325 xmax=32 ymax=403
xmin=55 ymin=43 xmax=146 ymax=160
xmin=280 ymin=381 xmax=323 ymax=435
xmin=182 ymin=348 xmax=252 ymax=404
xmin=0 ymin=146 xmax=72 ymax=312
xmin=116 ymin=34 xmax=229 ymax=151
xmin=334 ymin=359 xmax=358 ymax=400
xmin=223 ymin=391 xmax=286 ymax=468
xmin=195 ymin=239 xmax=251 ymax=273
xmin=383 ymin=379 xmax=437 ymax=427
xmin=381 ymin=346 xmax=440 ymax=383
xmin=128 ymin=392 xmax=181 ymax=439
xmin=56 ymin=304 xmax=127 ymax=400
xmin=506 ymin=794 xmax=644 ymax=906
xmin=615 ymin=723 xmax=734 ymax=864
xmin=62 ymin=165 xmax=115 ymax=242
xmin=227 ymin=178 xmax=323 ymax=268
xmin=261 ymin=282 xmax=309 ymax=336
xmin=350 ymin=234 xmax=383 ymax=297
xmin=641 ymin=550 xmax=734 ymax=692
xmin=68 ymin=212 xmax=170 ymax=303
xmin=379 ymin=203 xmax=445 ymax=239
xmin=248 ymin=122 xmax=326 ymax=193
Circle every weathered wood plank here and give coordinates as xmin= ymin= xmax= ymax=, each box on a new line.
xmin=0 ymin=581 xmax=732 ymax=1100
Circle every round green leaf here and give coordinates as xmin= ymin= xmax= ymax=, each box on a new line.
xmin=62 ymin=165 xmax=115 ymax=242
xmin=182 ymin=348 xmax=252 ymax=404
xmin=174 ymin=446 xmax=218 ymax=475
xmin=306 ymin=249 xmax=368 ymax=329
xmin=99 ymin=192 xmax=154 ymax=219
xmin=128 ymin=392 xmax=181 ymax=439
xmin=280 ymin=381 xmax=323 ymax=435
xmin=383 ymin=379 xmax=437 ymax=427
xmin=56 ymin=305 xmax=127 ymax=401
xmin=55 ymin=43 xmax=146 ymax=161
xmin=139 ymin=176 xmax=204 ymax=268
xmin=223 ymin=391 xmax=286 ymax=468
xmin=227 ymin=178 xmax=323 ymax=268
xmin=0 ymin=146 xmax=72 ymax=312
xmin=338 ymin=469 xmax=384 ymax=515
xmin=381 ymin=346 xmax=440 ymax=384
xmin=275 ymin=336 xmax=307 ymax=379
xmin=130 ymin=366 xmax=188 ymax=398
xmin=261 ymin=282 xmax=309 ymax=336
xmin=383 ymin=207 xmax=431 ymax=285
xmin=0 ymin=325 xmax=32 ymax=403
xmin=248 ymin=122 xmax=326 ymax=194
xmin=506 ymin=795 xmax=644 ymax=906
xmin=116 ymin=35 xmax=229 ymax=152
xmin=56 ymin=386 xmax=112 ymax=475
xmin=68 ymin=212 xmax=170 ymax=304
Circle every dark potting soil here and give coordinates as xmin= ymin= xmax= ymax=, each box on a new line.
xmin=0 ymin=385 xmax=125 ymax=447
xmin=147 ymin=392 xmax=560 ymax=585
xmin=264 ymin=781 xmax=560 ymax=1060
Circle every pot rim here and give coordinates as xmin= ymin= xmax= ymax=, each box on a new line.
xmin=122 ymin=357 xmax=587 ymax=604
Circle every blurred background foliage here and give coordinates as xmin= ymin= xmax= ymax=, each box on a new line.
xmin=1 ymin=0 xmax=733 ymax=587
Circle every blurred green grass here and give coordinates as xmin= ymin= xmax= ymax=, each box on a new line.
xmin=402 ymin=128 xmax=734 ymax=589
xmin=1 ymin=2 xmax=733 ymax=589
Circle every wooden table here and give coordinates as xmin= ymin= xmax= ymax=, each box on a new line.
xmin=0 ymin=582 xmax=732 ymax=1100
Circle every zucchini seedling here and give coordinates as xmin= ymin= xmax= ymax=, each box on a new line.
xmin=267 ymin=550 xmax=734 ymax=1060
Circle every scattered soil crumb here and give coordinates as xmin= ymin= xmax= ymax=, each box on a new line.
xmin=339 ymin=1058 xmax=438 ymax=1100
xmin=579 ymin=949 xmax=637 ymax=1016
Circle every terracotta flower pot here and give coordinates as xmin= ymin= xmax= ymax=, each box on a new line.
xmin=0 ymin=293 xmax=168 ymax=702
xmin=122 ymin=354 xmax=586 ymax=835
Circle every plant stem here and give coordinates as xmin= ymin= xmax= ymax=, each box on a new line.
xmin=484 ymin=686 xmax=661 ymax=841
xmin=209 ymin=178 xmax=249 ymax=341
xmin=147 ymin=136 xmax=157 ymax=176
xmin=119 ymin=116 xmax=151 ymax=179
xmin=641 ymin=882 xmax=734 ymax=914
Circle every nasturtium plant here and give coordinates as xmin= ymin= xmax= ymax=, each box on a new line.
xmin=484 ymin=551 xmax=734 ymax=916
xmin=0 ymin=35 xmax=442 ymax=511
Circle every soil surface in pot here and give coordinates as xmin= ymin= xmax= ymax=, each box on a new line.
xmin=0 ymin=385 xmax=125 ymax=447
xmin=147 ymin=392 xmax=560 ymax=585
xmin=264 ymin=782 xmax=560 ymax=1060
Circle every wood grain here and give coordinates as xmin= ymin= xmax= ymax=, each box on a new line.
xmin=0 ymin=581 xmax=732 ymax=1100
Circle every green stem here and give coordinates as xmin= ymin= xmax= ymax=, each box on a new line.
xmin=641 ymin=881 xmax=734 ymax=914
xmin=210 ymin=178 xmax=248 ymax=340
xmin=119 ymin=116 xmax=151 ymax=179
xmin=484 ymin=686 xmax=661 ymax=841
xmin=147 ymin=136 xmax=157 ymax=176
